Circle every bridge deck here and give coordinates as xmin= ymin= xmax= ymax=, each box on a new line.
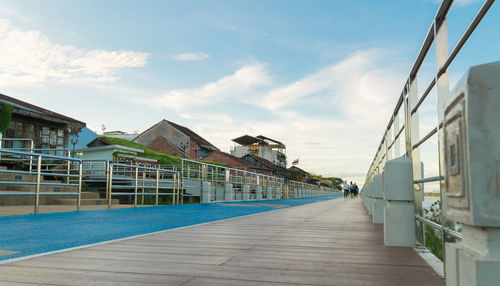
xmin=0 ymin=198 xmax=444 ymax=285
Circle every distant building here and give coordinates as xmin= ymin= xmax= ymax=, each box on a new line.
xmin=83 ymin=137 xmax=158 ymax=164
xmin=133 ymin=120 xmax=218 ymax=160
xmin=201 ymin=150 xmax=273 ymax=175
xmin=0 ymin=93 xmax=85 ymax=153
xmin=287 ymin=166 xmax=310 ymax=183
xmin=102 ymin=130 xmax=138 ymax=141
xmin=230 ymin=135 xmax=287 ymax=168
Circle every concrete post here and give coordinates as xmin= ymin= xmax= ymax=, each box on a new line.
xmin=443 ymin=62 xmax=500 ymax=286
xmin=293 ymin=189 xmax=298 ymax=198
xmin=383 ymin=156 xmax=415 ymax=247
xmin=202 ymin=182 xmax=211 ymax=203
xmin=267 ymin=186 xmax=273 ymax=199
xmin=256 ymin=186 xmax=263 ymax=200
xmin=275 ymin=187 xmax=281 ymax=199
xmin=367 ymin=182 xmax=374 ymax=216
xmin=242 ymin=184 xmax=250 ymax=201
xmin=372 ymin=174 xmax=385 ymax=224
xmin=224 ymin=183 xmax=234 ymax=201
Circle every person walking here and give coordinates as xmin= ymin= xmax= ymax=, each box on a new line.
xmin=349 ymin=181 xmax=354 ymax=198
xmin=343 ymin=181 xmax=349 ymax=198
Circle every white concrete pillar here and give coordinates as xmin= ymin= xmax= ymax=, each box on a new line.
xmin=275 ymin=187 xmax=281 ymax=199
xmin=383 ymin=156 xmax=415 ymax=247
xmin=242 ymin=184 xmax=250 ymax=201
xmin=256 ymin=186 xmax=263 ymax=200
xmin=293 ymin=189 xmax=298 ymax=198
xmin=224 ymin=183 xmax=234 ymax=201
xmin=443 ymin=62 xmax=500 ymax=286
xmin=372 ymin=174 xmax=385 ymax=224
xmin=267 ymin=186 xmax=273 ymax=199
xmin=202 ymin=182 xmax=211 ymax=203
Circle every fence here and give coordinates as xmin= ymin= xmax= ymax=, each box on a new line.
xmin=0 ymin=149 xmax=82 ymax=213
xmin=363 ymin=0 xmax=495 ymax=276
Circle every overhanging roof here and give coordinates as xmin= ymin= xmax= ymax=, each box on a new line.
xmin=256 ymin=135 xmax=285 ymax=148
xmin=232 ymin=135 xmax=267 ymax=146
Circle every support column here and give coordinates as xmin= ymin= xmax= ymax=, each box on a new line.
xmin=275 ymin=187 xmax=281 ymax=199
xmin=384 ymin=156 xmax=415 ymax=247
xmin=372 ymin=174 xmax=385 ymax=224
xmin=267 ymin=186 xmax=273 ymax=199
xmin=443 ymin=62 xmax=500 ymax=286
xmin=202 ymin=182 xmax=211 ymax=203
xmin=242 ymin=184 xmax=250 ymax=201
xmin=256 ymin=186 xmax=263 ymax=200
xmin=224 ymin=183 xmax=234 ymax=201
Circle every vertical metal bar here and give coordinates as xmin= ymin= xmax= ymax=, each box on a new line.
xmin=34 ymin=155 xmax=41 ymax=214
xmin=408 ymin=76 xmax=424 ymax=245
xmin=29 ymin=139 xmax=33 ymax=172
xmin=134 ymin=167 xmax=138 ymax=208
xmin=66 ymin=161 xmax=71 ymax=184
xmin=173 ymin=171 xmax=177 ymax=205
xmin=155 ymin=169 xmax=159 ymax=206
xmin=434 ymin=17 xmax=451 ymax=277
xmin=108 ymin=164 xmax=114 ymax=209
xmin=178 ymin=172 xmax=181 ymax=205
xmin=141 ymin=171 xmax=145 ymax=205
xmin=105 ymin=161 xmax=110 ymax=199
xmin=77 ymin=161 xmax=82 ymax=211
xmin=394 ymin=113 xmax=400 ymax=157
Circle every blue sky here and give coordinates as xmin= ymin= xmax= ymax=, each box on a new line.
xmin=0 ymin=0 xmax=498 ymax=185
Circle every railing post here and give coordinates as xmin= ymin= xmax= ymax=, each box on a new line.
xmin=443 ymin=62 xmax=500 ymax=286
xmin=173 ymin=173 xmax=177 ymax=205
xmin=372 ymin=174 xmax=385 ymax=224
xmin=384 ymin=156 xmax=415 ymax=247
xmin=77 ymin=161 xmax=82 ymax=211
xmin=155 ymin=169 xmax=159 ymax=206
xmin=34 ymin=155 xmax=41 ymax=214
xmin=242 ymin=184 xmax=250 ymax=201
xmin=29 ymin=139 xmax=33 ymax=172
xmin=134 ymin=167 xmax=138 ymax=208
xmin=141 ymin=172 xmax=145 ymax=205
xmin=108 ymin=164 xmax=114 ymax=209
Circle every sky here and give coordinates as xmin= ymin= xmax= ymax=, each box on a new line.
xmin=0 ymin=0 xmax=498 ymax=187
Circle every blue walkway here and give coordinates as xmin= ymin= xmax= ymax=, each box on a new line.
xmin=0 ymin=195 xmax=339 ymax=262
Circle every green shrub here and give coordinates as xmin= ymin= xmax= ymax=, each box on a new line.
xmin=0 ymin=103 xmax=13 ymax=134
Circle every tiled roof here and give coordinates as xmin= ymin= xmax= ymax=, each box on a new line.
xmin=0 ymin=93 xmax=85 ymax=125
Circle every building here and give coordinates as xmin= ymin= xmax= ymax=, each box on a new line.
xmin=287 ymin=166 xmax=311 ymax=183
xmin=102 ymin=130 xmax=138 ymax=141
xmin=0 ymin=93 xmax=85 ymax=152
xmin=230 ymin=135 xmax=287 ymax=168
xmin=201 ymin=150 xmax=273 ymax=175
xmin=82 ymin=137 xmax=158 ymax=164
xmin=133 ymin=120 xmax=218 ymax=160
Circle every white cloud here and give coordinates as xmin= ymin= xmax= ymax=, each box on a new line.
xmin=151 ymin=63 xmax=271 ymax=112
xmin=0 ymin=18 xmax=148 ymax=87
xmin=454 ymin=0 xmax=480 ymax=7
xmin=171 ymin=52 xmax=210 ymax=61
xmin=135 ymin=50 xmax=407 ymax=186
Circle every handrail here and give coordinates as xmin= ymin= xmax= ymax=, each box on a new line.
xmin=0 ymin=148 xmax=82 ymax=213
xmin=363 ymin=0 xmax=495 ymax=276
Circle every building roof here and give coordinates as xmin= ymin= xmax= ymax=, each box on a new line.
xmin=232 ymin=135 xmax=267 ymax=146
xmin=135 ymin=120 xmax=218 ymax=150
xmin=164 ymin=120 xmax=218 ymax=150
xmin=244 ymin=153 xmax=278 ymax=170
xmin=202 ymin=150 xmax=273 ymax=173
xmin=288 ymin=166 xmax=310 ymax=176
xmin=0 ymin=93 xmax=85 ymax=125
xmin=256 ymin=135 xmax=286 ymax=149
xmin=232 ymin=134 xmax=285 ymax=149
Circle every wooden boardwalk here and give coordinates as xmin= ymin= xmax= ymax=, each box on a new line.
xmin=0 ymin=198 xmax=444 ymax=286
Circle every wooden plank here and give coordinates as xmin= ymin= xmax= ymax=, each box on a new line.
xmin=0 ymin=199 xmax=445 ymax=286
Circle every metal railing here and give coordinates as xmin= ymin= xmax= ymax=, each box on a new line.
xmin=0 ymin=149 xmax=82 ymax=214
xmin=363 ymin=0 xmax=494 ymax=276
xmin=107 ymin=163 xmax=179 ymax=209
